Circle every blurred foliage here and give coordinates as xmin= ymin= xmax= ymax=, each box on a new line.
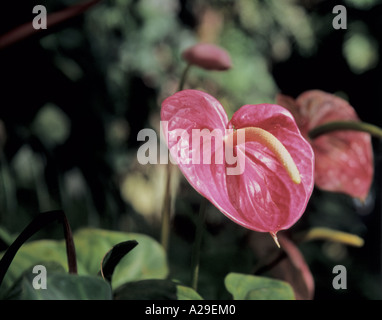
xmin=0 ymin=0 xmax=381 ymax=299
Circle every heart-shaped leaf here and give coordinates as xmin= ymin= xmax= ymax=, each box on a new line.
xmin=224 ymin=273 xmax=295 ymax=300
xmin=5 ymin=271 xmax=112 ymax=300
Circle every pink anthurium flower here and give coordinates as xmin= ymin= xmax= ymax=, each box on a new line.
xmin=277 ymin=90 xmax=373 ymax=201
xmin=161 ymin=89 xmax=314 ymax=244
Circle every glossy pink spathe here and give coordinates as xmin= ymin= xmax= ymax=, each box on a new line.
xmin=161 ymin=90 xmax=314 ymax=234
xmin=277 ymin=90 xmax=373 ymax=201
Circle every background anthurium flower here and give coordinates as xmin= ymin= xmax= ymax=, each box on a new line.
xmin=181 ymin=43 xmax=232 ymax=71
xmin=161 ymin=89 xmax=314 ymax=239
xmin=277 ymin=90 xmax=373 ymax=201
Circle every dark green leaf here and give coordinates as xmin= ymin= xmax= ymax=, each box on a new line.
xmin=0 ymin=226 xmax=13 ymax=247
xmin=114 ymin=279 xmax=177 ymax=300
xmin=74 ymin=228 xmax=168 ymax=289
xmin=113 ymin=279 xmax=203 ymax=300
xmin=3 ymin=264 xmax=112 ymax=300
xmin=176 ymin=284 xmax=204 ymax=300
xmin=224 ymin=273 xmax=295 ymax=300
xmin=0 ymin=228 xmax=168 ymax=294
xmin=0 ymin=210 xmax=77 ymax=290
xmin=0 ymin=227 xmax=13 ymax=251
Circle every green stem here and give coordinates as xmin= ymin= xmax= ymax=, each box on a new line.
xmin=178 ymin=63 xmax=192 ymax=91
xmin=309 ymin=121 xmax=382 ymax=140
xmin=190 ymin=197 xmax=207 ymax=291
xmin=160 ymin=63 xmax=192 ymax=251
xmin=160 ymin=162 xmax=172 ymax=252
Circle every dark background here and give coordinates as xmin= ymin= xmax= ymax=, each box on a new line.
xmin=0 ymin=0 xmax=381 ymax=299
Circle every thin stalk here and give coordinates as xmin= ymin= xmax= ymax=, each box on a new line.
xmin=190 ymin=197 xmax=207 ymax=291
xmin=178 ymin=63 xmax=192 ymax=92
xmin=309 ymin=121 xmax=382 ymax=140
xmin=160 ymin=63 xmax=192 ymax=251
xmin=0 ymin=210 xmax=77 ymax=286
xmin=160 ymin=162 xmax=172 ymax=252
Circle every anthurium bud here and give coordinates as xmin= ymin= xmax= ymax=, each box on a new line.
xmin=181 ymin=43 xmax=232 ymax=71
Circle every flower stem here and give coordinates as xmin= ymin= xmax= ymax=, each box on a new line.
xmin=190 ymin=197 xmax=207 ymax=291
xmin=160 ymin=161 xmax=172 ymax=252
xmin=178 ymin=63 xmax=192 ymax=91
xmin=160 ymin=63 xmax=192 ymax=251
xmin=309 ymin=121 xmax=382 ymax=140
